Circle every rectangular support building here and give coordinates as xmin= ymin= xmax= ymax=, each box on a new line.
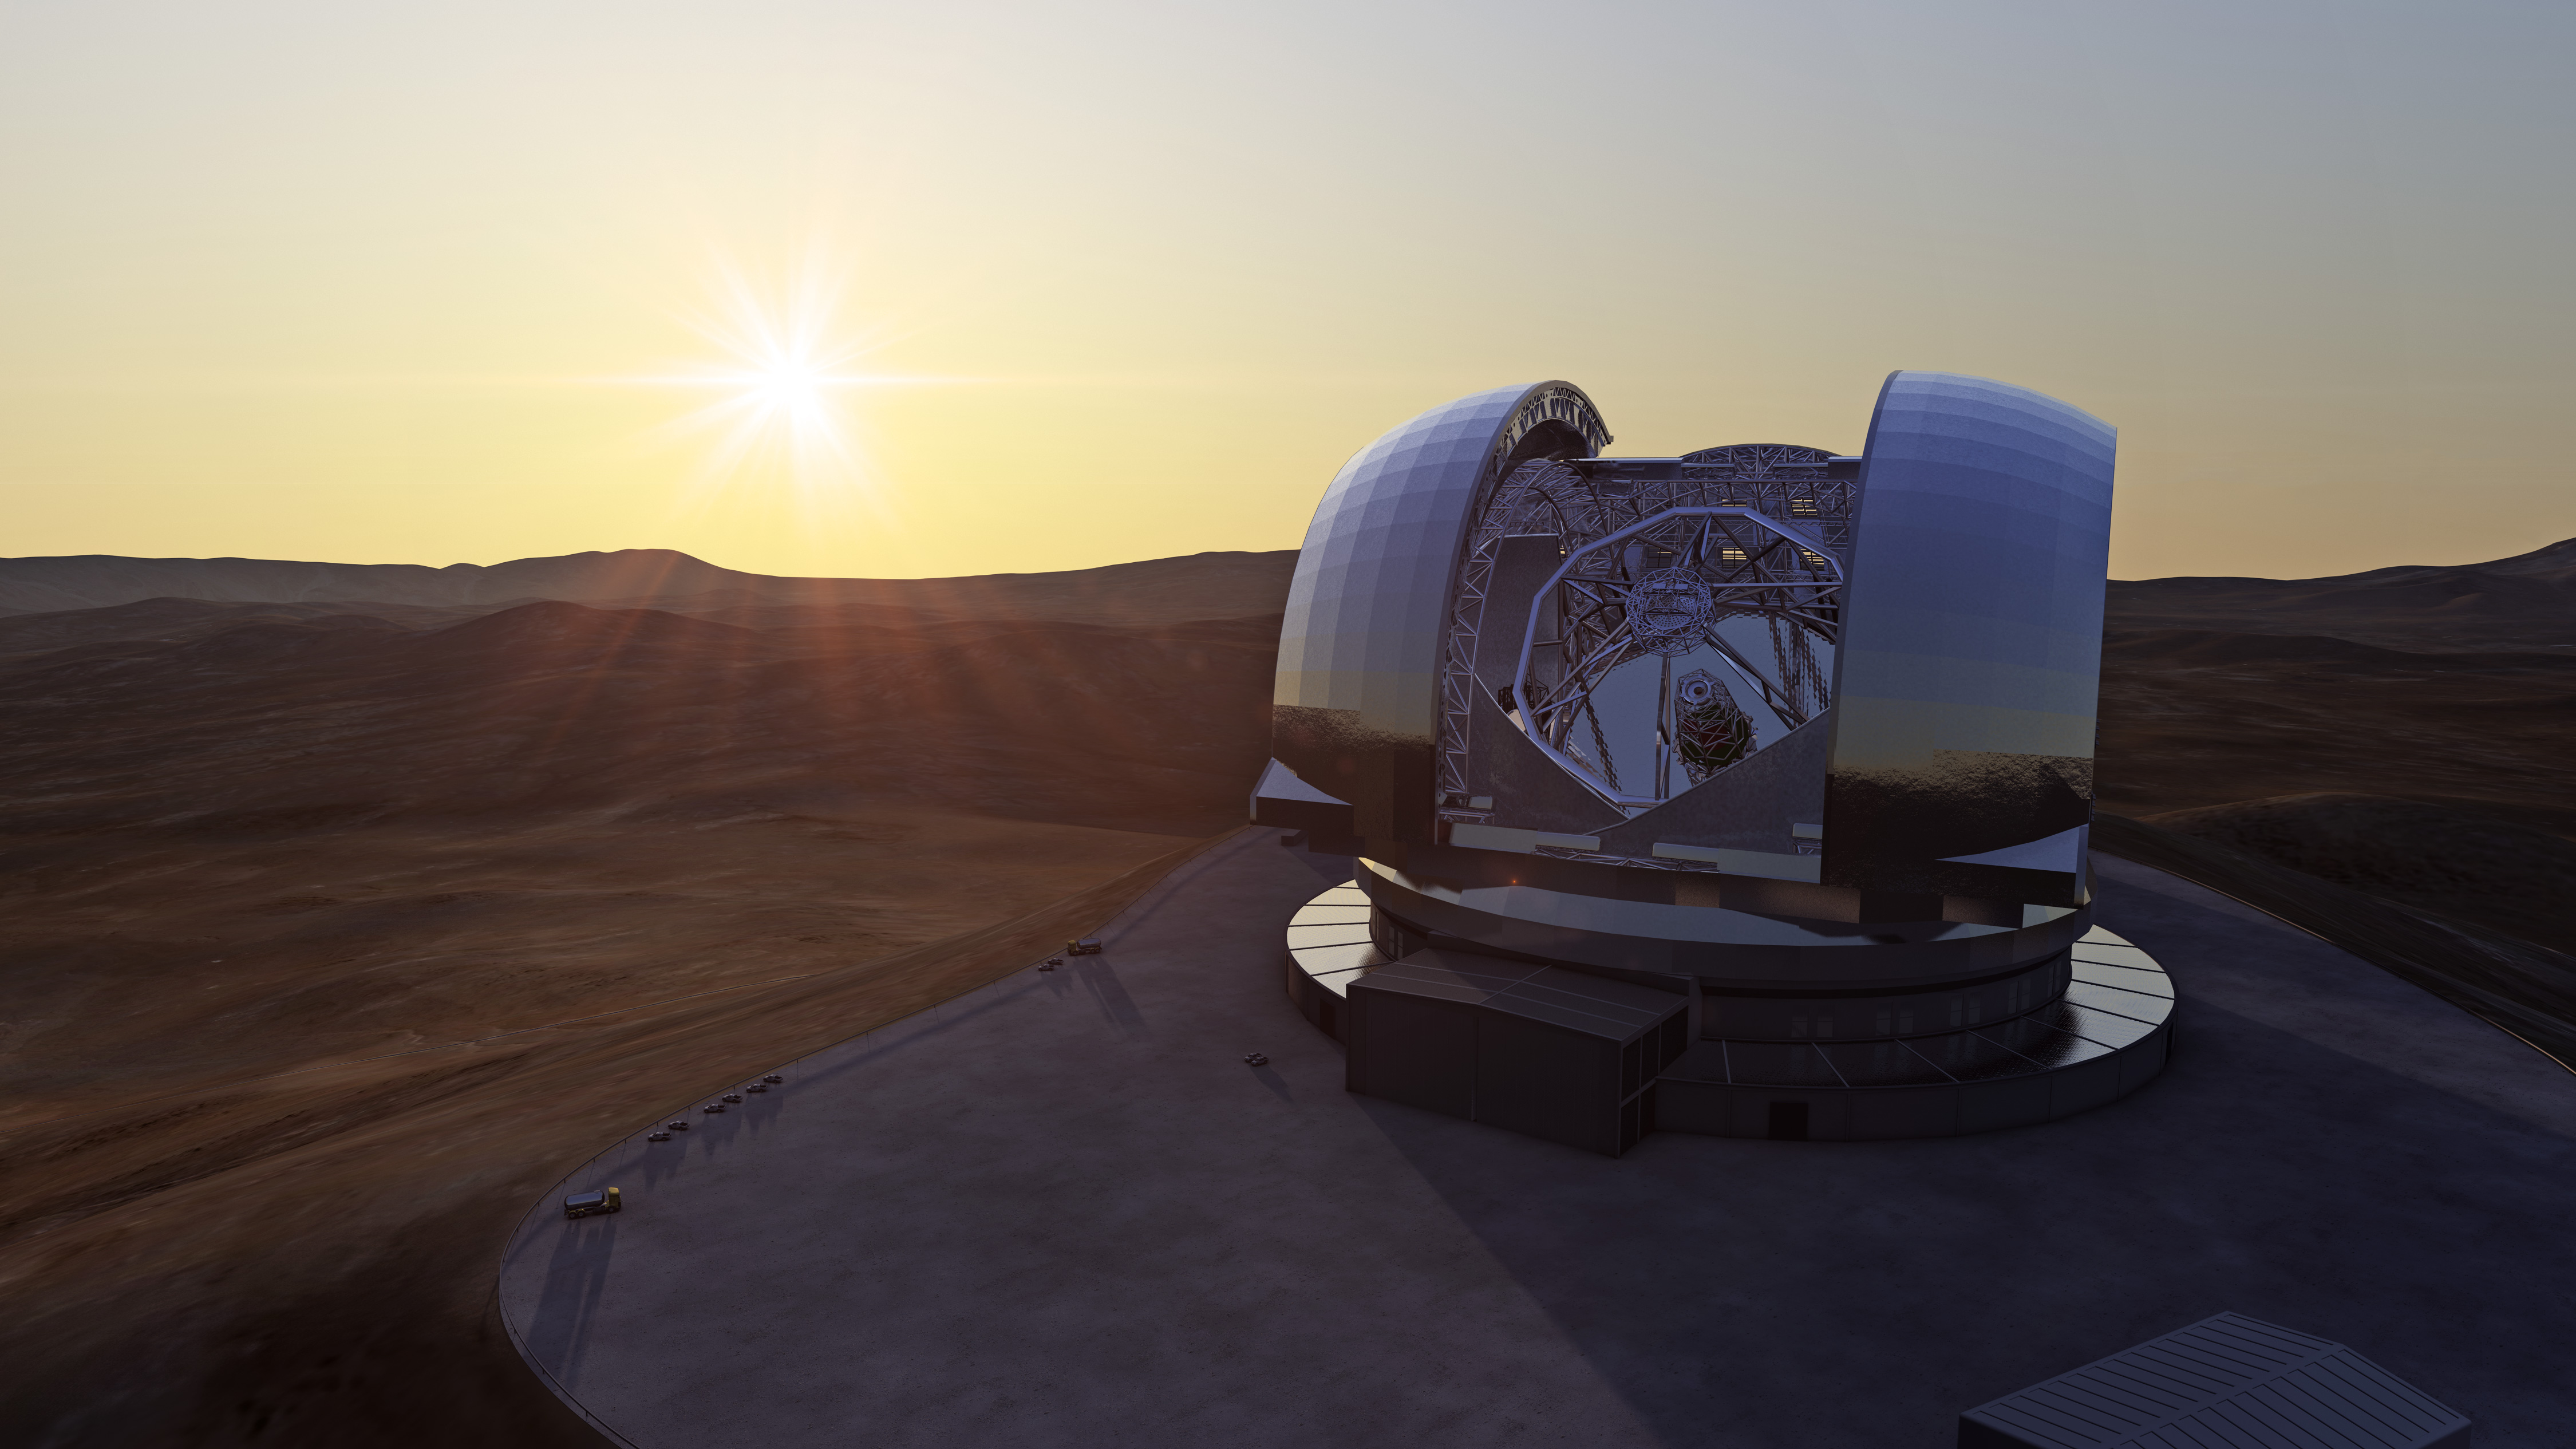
xmin=1346 ymin=950 xmax=1689 ymax=1156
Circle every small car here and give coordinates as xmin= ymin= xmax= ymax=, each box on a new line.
xmin=563 ymin=1187 xmax=621 ymax=1220
xmin=762 ymin=1075 xmax=783 ymax=1084
xmin=703 ymin=1103 xmax=725 ymax=1114
xmin=665 ymin=1119 xmax=689 ymax=1132
xmin=646 ymin=1131 xmax=671 ymax=1142
xmin=1243 ymin=1052 xmax=1269 ymax=1067
xmin=1037 ymin=959 xmax=1058 ymax=972
xmin=720 ymin=1092 xmax=743 ymax=1104
xmin=744 ymin=1083 xmax=768 ymax=1093
xmin=1066 ymin=939 xmax=1103 ymax=956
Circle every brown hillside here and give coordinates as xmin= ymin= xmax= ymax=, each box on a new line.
xmin=2107 ymin=535 xmax=2576 ymax=654
xmin=2138 ymin=793 xmax=2576 ymax=958
xmin=0 ymin=547 xmax=1302 ymax=619
xmin=0 ymin=554 xmax=1290 ymax=1448
xmin=2092 ymin=626 xmax=2576 ymax=827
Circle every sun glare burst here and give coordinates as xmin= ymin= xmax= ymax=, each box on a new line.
xmin=633 ymin=247 xmax=923 ymax=509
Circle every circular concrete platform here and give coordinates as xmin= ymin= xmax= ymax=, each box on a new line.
xmin=1283 ymin=879 xmax=2175 ymax=1141
xmin=497 ymin=828 xmax=2576 ymax=1448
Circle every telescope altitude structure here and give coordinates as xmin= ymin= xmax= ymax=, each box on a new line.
xmin=1256 ymin=373 xmax=2171 ymax=1153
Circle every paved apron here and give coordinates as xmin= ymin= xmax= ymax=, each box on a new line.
xmin=499 ymin=827 xmax=2576 ymax=1447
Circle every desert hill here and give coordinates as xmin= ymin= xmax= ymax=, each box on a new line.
xmin=2087 ymin=539 xmax=2576 ymax=826
xmin=16 ymin=530 xmax=2575 ymax=649
xmin=2136 ymin=792 xmax=2576 ymax=957
xmin=0 ymin=548 xmax=1307 ymax=1447
xmin=2091 ymin=622 xmax=2576 ymax=826
xmin=0 ymin=598 xmax=1281 ymax=839
xmin=0 ymin=547 xmax=755 ymax=613
xmin=0 ymin=546 xmax=1303 ymax=623
xmin=18 ymin=530 xmax=2575 ymax=643
xmin=2107 ymin=535 xmax=2576 ymax=653
xmin=0 ymin=597 xmax=499 ymax=664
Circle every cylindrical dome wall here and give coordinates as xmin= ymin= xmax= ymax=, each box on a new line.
xmin=1269 ymin=382 xmax=1610 ymax=844
xmin=1823 ymin=373 xmax=2118 ymax=910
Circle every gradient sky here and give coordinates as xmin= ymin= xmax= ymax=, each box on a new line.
xmin=3 ymin=0 xmax=2569 ymax=582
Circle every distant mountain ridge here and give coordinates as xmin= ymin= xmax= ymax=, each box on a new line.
xmin=0 ymin=548 xmax=1303 ymax=625
xmin=0 ymin=549 xmax=746 ymax=613
xmin=8 ymin=534 xmax=2574 ymax=654
xmin=2108 ymin=535 xmax=2576 ymax=653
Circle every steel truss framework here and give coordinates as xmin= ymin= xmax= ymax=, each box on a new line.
xmin=1514 ymin=507 xmax=1842 ymax=807
xmin=1437 ymin=444 xmax=1856 ymax=823
xmin=1663 ymin=445 xmax=1859 ymax=558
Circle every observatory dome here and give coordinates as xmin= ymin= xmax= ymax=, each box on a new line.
xmin=1257 ymin=374 xmax=2164 ymax=1148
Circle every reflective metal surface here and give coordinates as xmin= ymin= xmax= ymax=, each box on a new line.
xmin=1268 ymin=377 xmax=2149 ymax=1144
xmin=1290 ymin=892 xmax=2172 ymax=1109
xmin=1283 ymin=882 xmax=1392 ymax=998
xmin=1444 ymin=445 xmax=1852 ymax=818
xmin=1823 ymin=371 xmax=2119 ymax=904
xmin=1272 ymin=384 xmax=1611 ymax=843
xmin=1682 ymin=927 xmax=2174 ymax=1089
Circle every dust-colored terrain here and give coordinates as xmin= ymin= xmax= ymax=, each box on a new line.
xmin=2135 ymin=793 xmax=2576 ymax=957
xmin=2093 ymin=629 xmax=2576 ymax=826
xmin=2095 ymin=535 xmax=2576 ymax=827
xmin=2090 ymin=539 xmax=2576 ymax=970
xmin=1 ymin=814 xmax=1210 ymax=1446
xmin=2091 ymin=538 xmax=2576 ymax=1071
xmin=0 ymin=553 xmax=1292 ymax=1447
xmin=2106 ymin=535 xmax=2576 ymax=655
xmin=1 ymin=536 xmax=2571 ymax=1447
xmin=0 ymin=544 xmax=1306 ymax=621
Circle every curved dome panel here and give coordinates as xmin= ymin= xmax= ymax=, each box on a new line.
xmin=1823 ymin=370 xmax=2118 ymax=905
xmin=1271 ymin=382 xmax=1608 ymax=842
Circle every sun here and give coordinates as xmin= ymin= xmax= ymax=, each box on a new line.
xmin=632 ymin=246 xmax=923 ymax=505
xmin=745 ymin=362 xmax=828 ymax=413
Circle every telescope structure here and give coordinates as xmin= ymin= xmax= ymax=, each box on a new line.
xmin=1255 ymin=373 xmax=2173 ymax=1153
